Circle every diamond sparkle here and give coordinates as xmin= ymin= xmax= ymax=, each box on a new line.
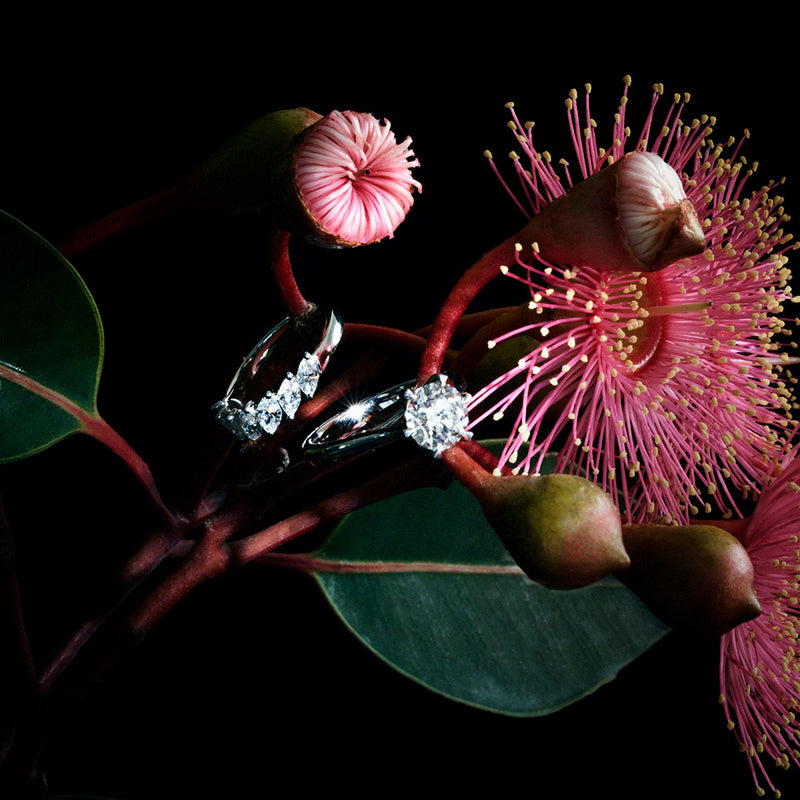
xmin=404 ymin=375 xmax=472 ymax=456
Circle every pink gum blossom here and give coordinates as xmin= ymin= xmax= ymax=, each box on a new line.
xmin=417 ymin=151 xmax=704 ymax=383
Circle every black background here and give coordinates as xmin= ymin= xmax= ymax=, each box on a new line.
xmin=1 ymin=15 xmax=799 ymax=800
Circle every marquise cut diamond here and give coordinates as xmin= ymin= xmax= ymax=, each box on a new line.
xmin=256 ymin=392 xmax=283 ymax=434
xmin=404 ymin=375 xmax=472 ymax=456
xmin=215 ymin=400 xmax=262 ymax=441
xmin=297 ymin=352 xmax=322 ymax=397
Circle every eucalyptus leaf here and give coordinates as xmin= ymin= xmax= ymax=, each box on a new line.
xmin=311 ymin=455 xmax=669 ymax=716
xmin=0 ymin=209 xmax=103 ymax=462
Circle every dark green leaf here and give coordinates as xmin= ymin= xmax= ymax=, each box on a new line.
xmin=0 ymin=209 xmax=103 ymax=462
xmin=311 ymin=455 xmax=668 ymax=716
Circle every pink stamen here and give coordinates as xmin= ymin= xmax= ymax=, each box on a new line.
xmin=294 ymin=110 xmax=421 ymax=246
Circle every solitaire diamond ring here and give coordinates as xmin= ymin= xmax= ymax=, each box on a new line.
xmin=303 ymin=374 xmax=472 ymax=464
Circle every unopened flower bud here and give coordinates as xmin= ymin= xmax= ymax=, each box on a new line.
xmin=616 ymin=523 xmax=761 ymax=637
xmin=516 ymin=151 xmax=705 ymax=272
xmin=290 ymin=110 xmax=421 ymax=247
xmin=59 ymin=107 xmax=421 ymax=258
xmin=486 ymin=473 xmax=629 ymax=589
xmin=443 ymin=448 xmax=629 ymax=589
xmin=177 ymin=106 xmax=324 ymax=215
xmin=186 ymin=107 xmax=422 ymax=247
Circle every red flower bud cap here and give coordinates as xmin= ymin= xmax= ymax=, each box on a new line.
xmin=293 ymin=110 xmax=422 ymax=247
xmin=616 ymin=151 xmax=706 ymax=269
xmin=514 ymin=151 xmax=705 ymax=273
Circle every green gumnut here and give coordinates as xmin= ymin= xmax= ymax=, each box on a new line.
xmin=477 ymin=473 xmax=630 ymax=590
xmin=177 ymin=106 xmax=323 ymax=219
xmin=616 ymin=523 xmax=761 ymax=637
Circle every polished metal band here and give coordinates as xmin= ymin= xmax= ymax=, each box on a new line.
xmin=303 ymin=373 xmax=472 ymax=463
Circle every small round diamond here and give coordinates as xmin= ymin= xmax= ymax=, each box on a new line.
xmin=404 ymin=375 xmax=472 ymax=456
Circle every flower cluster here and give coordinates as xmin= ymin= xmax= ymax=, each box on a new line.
xmin=468 ymin=77 xmax=798 ymax=524
xmin=719 ymin=444 xmax=800 ymax=798
xmin=453 ymin=75 xmax=800 ymax=798
xmin=6 ymin=72 xmax=800 ymax=800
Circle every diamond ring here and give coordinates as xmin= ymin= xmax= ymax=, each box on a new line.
xmin=303 ymin=374 xmax=472 ymax=464
xmin=213 ymin=304 xmax=343 ymax=442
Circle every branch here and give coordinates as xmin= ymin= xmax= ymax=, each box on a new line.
xmin=0 ymin=364 xmax=176 ymax=528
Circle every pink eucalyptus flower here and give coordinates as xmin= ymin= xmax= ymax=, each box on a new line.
xmin=293 ymin=109 xmax=422 ymax=247
xmin=719 ymin=444 xmax=800 ymax=798
xmin=467 ymin=77 xmax=797 ymax=523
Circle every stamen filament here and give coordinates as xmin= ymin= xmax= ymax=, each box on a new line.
xmin=646 ymin=300 xmax=713 ymax=317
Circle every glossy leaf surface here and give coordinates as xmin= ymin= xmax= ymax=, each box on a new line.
xmin=312 ymin=458 xmax=669 ymax=716
xmin=0 ymin=209 xmax=103 ymax=462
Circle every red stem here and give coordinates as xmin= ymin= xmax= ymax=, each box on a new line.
xmin=269 ymin=228 xmax=309 ymax=317
xmin=417 ymin=236 xmax=519 ymax=384
xmin=440 ymin=444 xmax=494 ymax=498
xmin=343 ymin=323 xmax=431 ymax=356
xmin=37 ymin=520 xmax=200 ymax=694
xmin=0 ymin=364 xmax=175 ymax=527
xmin=257 ymin=551 xmax=523 ymax=575
xmin=36 ymin=318 xmax=434 ymax=693
xmin=129 ymin=455 xmax=439 ymax=636
xmin=57 ymin=186 xmax=185 ymax=260
xmin=81 ymin=415 xmax=178 ymax=527
xmin=235 ymin=457 xmax=441 ymax=563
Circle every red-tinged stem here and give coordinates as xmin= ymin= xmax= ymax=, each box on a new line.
xmin=0 ymin=364 xmax=175 ymax=527
xmin=343 ymin=323 xmax=431 ymax=356
xmin=40 ymin=321 xmax=444 ymax=693
xmin=81 ymin=415 xmax=177 ymax=526
xmin=231 ymin=455 xmax=442 ymax=566
xmin=74 ymin=455 xmax=442 ymax=674
xmin=415 ymin=306 xmax=520 ymax=340
xmin=256 ymin=551 xmax=524 ymax=576
xmin=38 ymin=486 xmax=224 ymax=695
xmin=457 ymin=438 xmax=508 ymax=476
xmin=269 ymin=228 xmax=309 ymax=317
xmin=125 ymin=518 xmax=235 ymax=639
xmin=57 ymin=186 xmax=186 ymax=260
xmin=417 ymin=236 xmax=519 ymax=385
xmin=440 ymin=444 xmax=494 ymax=498
xmin=37 ymin=518 xmax=205 ymax=694
xmin=11 ymin=516 xmax=234 ymax=789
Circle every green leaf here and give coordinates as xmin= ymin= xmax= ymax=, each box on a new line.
xmin=0 ymin=209 xmax=103 ymax=462
xmin=311 ymin=456 xmax=669 ymax=716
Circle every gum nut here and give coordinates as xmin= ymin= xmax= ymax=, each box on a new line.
xmin=616 ymin=523 xmax=761 ymax=637
xmin=478 ymin=472 xmax=629 ymax=589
